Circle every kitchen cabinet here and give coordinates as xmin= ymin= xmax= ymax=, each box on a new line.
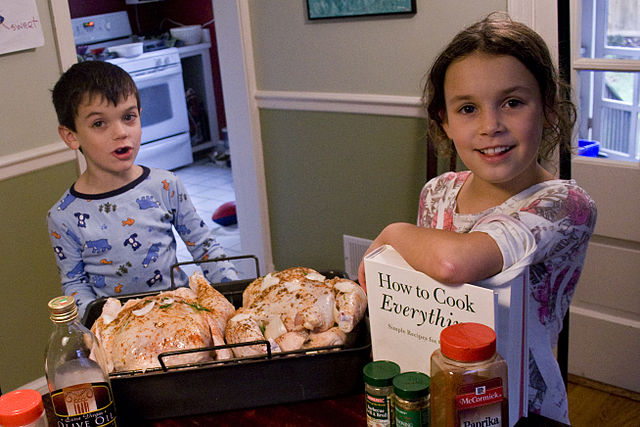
xmin=177 ymin=42 xmax=220 ymax=155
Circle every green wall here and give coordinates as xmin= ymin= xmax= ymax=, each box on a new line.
xmin=0 ymin=161 xmax=78 ymax=391
xmin=260 ymin=109 xmax=427 ymax=270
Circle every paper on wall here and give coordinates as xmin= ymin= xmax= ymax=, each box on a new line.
xmin=0 ymin=0 xmax=45 ymax=56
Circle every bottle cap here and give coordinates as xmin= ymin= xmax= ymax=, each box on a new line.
xmin=392 ymin=371 xmax=430 ymax=400
xmin=48 ymin=295 xmax=78 ymax=323
xmin=0 ymin=389 xmax=44 ymax=426
xmin=362 ymin=360 xmax=401 ymax=387
xmin=440 ymin=322 xmax=496 ymax=362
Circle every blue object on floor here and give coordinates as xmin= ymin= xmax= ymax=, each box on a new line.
xmin=212 ymin=201 xmax=237 ymax=226
xmin=578 ymin=139 xmax=600 ymax=157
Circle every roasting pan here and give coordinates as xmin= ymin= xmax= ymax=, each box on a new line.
xmin=81 ymin=256 xmax=372 ymax=422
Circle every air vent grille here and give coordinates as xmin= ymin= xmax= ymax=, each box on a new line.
xmin=343 ymin=235 xmax=373 ymax=280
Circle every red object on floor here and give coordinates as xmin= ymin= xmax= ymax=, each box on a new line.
xmin=212 ymin=201 xmax=237 ymax=226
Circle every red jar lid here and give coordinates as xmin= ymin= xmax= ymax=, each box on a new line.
xmin=440 ymin=322 xmax=496 ymax=362
xmin=0 ymin=389 xmax=44 ymax=426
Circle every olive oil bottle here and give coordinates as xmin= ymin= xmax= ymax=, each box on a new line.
xmin=45 ymin=296 xmax=118 ymax=426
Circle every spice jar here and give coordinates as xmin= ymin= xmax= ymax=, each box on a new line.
xmin=393 ymin=372 xmax=430 ymax=427
xmin=430 ymin=322 xmax=508 ymax=427
xmin=0 ymin=389 xmax=47 ymax=427
xmin=363 ymin=360 xmax=401 ymax=427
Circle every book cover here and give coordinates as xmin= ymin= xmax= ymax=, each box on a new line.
xmin=364 ymin=244 xmax=497 ymax=374
xmin=364 ymin=244 xmax=528 ymax=424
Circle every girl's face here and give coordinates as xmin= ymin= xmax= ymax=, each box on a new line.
xmin=60 ymin=93 xmax=142 ymax=180
xmin=441 ymin=52 xmax=547 ymax=192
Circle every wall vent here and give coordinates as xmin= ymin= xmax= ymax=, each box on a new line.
xmin=343 ymin=235 xmax=373 ymax=280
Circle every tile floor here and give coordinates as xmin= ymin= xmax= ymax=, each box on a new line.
xmin=171 ymin=158 xmax=254 ymax=278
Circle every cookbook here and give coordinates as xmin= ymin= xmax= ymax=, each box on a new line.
xmin=364 ymin=245 xmax=528 ymax=424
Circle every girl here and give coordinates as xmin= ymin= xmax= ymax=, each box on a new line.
xmin=358 ymin=14 xmax=596 ymax=424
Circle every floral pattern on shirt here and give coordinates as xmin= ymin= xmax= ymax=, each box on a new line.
xmin=416 ymin=171 xmax=597 ymax=423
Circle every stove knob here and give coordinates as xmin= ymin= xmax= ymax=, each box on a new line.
xmin=156 ymin=58 xmax=163 ymax=67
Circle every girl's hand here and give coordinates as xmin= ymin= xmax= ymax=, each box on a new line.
xmin=357 ymin=225 xmax=406 ymax=292
xmin=357 ymin=227 xmax=394 ymax=291
xmin=357 ymin=259 xmax=368 ymax=292
xmin=357 ymin=240 xmax=382 ymax=292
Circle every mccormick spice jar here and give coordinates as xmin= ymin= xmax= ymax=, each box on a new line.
xmin=392 ymin=372 xmax=430 ymax=427
xmin=430 ymin=323 xmax=508 ymax=427
xmin=363 ymin=360 xmax=401 ymax=427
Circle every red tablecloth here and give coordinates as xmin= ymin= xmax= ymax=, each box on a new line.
xmin=43 ymin=391 xmax=566 ymax=426
xmin=43 ymin=392 xmax=367 ymax=426
xmin=148 ymin=393 xmax=366 ymax=426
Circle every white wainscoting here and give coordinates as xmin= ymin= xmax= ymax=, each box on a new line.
xmin=1 ymin=91 xmax=422 ymax=181
xmin=0 ymin=141 xmax=76 ymax=181
xmin=255 ymin=90 xmax=424 ymax=118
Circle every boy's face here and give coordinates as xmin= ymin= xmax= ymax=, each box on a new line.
xmin=59 ymin=93 xmax=141 ymax=177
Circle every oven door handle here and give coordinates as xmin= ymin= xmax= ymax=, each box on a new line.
xmin=131 ymin=64 xmax=182 ymax=82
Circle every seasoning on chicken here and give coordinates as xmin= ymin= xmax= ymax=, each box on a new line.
xmin=91 ymin=272 xmax=235 ymax=372
xmin=225 ymin=267 xmax=367 ymax=357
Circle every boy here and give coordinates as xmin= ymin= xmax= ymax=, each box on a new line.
xmin=47 ymin=61 xmax=238 ymax=318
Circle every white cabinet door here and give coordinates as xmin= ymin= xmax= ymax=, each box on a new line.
xmin=570 ymin=158 xmax=640 ymax=392
xmin=511 ymin=0 xmax=640 ymax=392
xmin=567 ymin=0 xmax=640 ymax=392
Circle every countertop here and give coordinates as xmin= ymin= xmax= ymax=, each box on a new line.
xmin=175 ymin=41 xmax=212 ymax=57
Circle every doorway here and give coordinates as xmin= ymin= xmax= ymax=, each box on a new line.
xmin=60 ymin=1 xmax=272 ymax=273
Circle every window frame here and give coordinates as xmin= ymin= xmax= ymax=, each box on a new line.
xmin=573 ymin=0 xmax=640 ymax=162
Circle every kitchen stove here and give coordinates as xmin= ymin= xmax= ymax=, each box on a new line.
xmin=71 ymin=11 xmax=193 ymax=170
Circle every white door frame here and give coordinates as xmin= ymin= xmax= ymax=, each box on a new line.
xmin=51 ymin=0 xmax=275 ymax=274
xmin=209 ymin=0 xmax=553 ymax=277
xmin=212 ymin=0 xmax=274 ymax=274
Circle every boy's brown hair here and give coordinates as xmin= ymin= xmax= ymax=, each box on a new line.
xmin=52 ymin=61 xmax=140 ymax=132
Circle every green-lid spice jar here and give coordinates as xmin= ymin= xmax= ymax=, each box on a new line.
xmin=363 ymin=360 xmax=401 ymax=427
xmin=393 ymin=371 xmax=430 ymax=427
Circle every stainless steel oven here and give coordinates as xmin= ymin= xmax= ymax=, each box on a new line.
xmin=71 ymin=12 xmax=193 ymax=170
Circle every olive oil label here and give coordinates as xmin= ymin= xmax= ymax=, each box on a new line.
xmin=456 ymin=378 xmax=503 ymax=427
xmin=51 ymin=382 xmax=117 ymax=426
xmin=366 ymin=393 xmax=392 ymax=425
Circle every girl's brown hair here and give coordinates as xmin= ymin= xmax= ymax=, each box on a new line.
xmin=423 ymin=13 xmax=576 ymax=162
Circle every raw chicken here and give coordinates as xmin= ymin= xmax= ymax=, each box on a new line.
xmin=91 ymin=272 xmax=235 ymax=372
xmin=225 ymin=267 xmax=367 ymax=358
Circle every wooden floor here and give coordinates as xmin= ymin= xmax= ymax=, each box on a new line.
xmin=568 ymin=374 xmax=640 ymax=426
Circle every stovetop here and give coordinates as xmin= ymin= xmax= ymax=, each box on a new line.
xmin=72 ymin=11 xmax=176 ymax=62
xmin=76 ymin=37 xmax=172 ymax=62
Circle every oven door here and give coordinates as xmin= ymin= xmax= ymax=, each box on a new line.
xmin=131 ymin=63 xmax=190 ymax=144
xmin=135 ymin=132 xmax=192 ymax=170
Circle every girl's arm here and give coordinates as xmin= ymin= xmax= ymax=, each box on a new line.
xmin=357 ymin=222 xmax=503 ymax=291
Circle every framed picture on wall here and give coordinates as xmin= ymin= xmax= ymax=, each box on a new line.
xmin=307 ymin=0 xmax=416 ymax=20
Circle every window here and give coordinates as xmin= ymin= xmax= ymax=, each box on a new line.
xmin=576 ymin=0 xmax=640 ymax=162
